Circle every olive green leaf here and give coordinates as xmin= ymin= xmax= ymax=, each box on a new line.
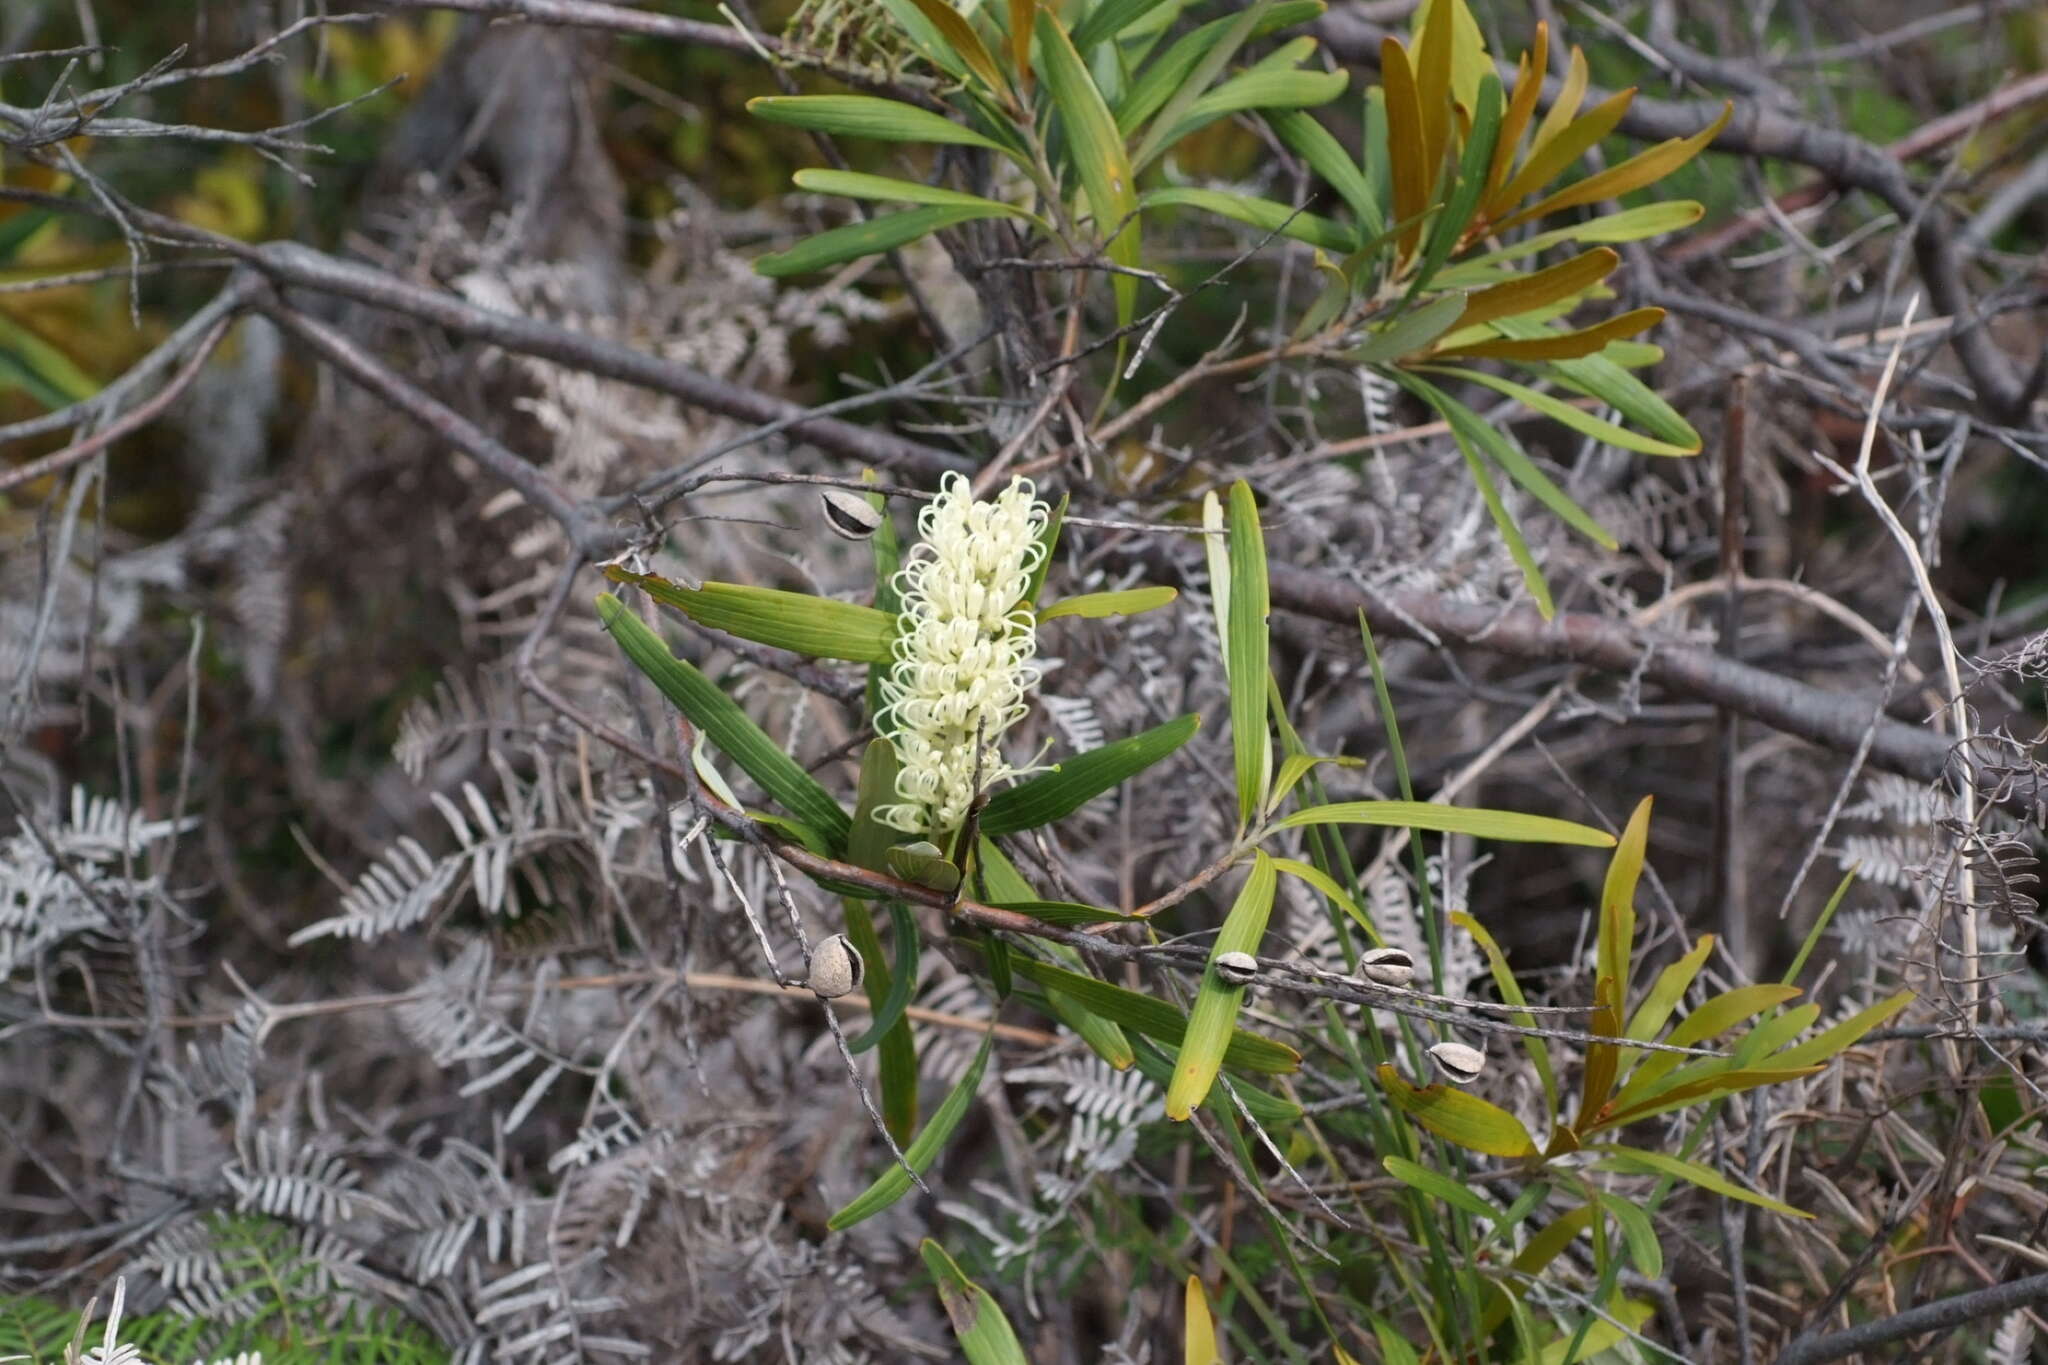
xmin=608 ymin=569 xmax=895 ymax=663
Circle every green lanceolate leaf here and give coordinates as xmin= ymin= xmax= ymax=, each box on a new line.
xmin=1590 ymin=1145 xmax=1811 ymax=1219
xmin=1071 ymin=0 xmax=1180 ymax=50
xmin=609 ymin=569 xmax=895 ymax=662
xmin=1010 ymin=954 xmax=1300 ymax=1074
xmin=1151 ymin=64 xmax=1350 ymax=160
xmin=921 ymin=1239 xmax=1030 ymax=1364
xmin=1129 ymin=0 xmax=1271 ymax=169
xmin=756 ymin=205 xmax=1013 ymax=278
xmin=1434 ymin=363 xmax=1698 ymax=457
xmin=1411 ymin=71 xmax=1502 ymax=292
xmin=1036 ymin=586 xmax=1178 ymax=620
xmin=792 ymin=169 xmax=1038 ymax=223
xmin=1452 ymin=910 xmax=1557 ymax=1114
xmin=1271 ymin=856 xmax=1379 ymax=943
xmin=749 ymin=94 xmax=1010 ymax=150
xmin=1377 ymin=1063 xmax=1539 ymax=1157
xmin=1128 ymin=1037 xmax=1302 ymax=1126
xmin=597 ymin=595 xmax=851 ymax=846
xmin=980 ymin=714 xmax=1200 ymax=835
xmin=848 ymin=899 xmax=919 ymax=1055
xmin=830 ymin=1029 xmax=995 ymax=1230
xmin=1277 ymin=800 xmax=1613 ymax=846
xmin=849 ymin=739 xmax=904 ymax=871
xmin=1271 ymin=108 xmax=1383 ymax=238
xmin=1115 ymin=2 xmax=1326 ymax=133
xmin=1450 ymin=202 xmax=1704 ymax=274
xmin=1138 ymin=187 xmax=1355 ymax=251
xmin=1037 ymin=9 xmax=1141 ymax=327
xmin=1384 ymin=1154 xmax=1498 ymax=1221
xmin=1348 ymin=291 xmax=1466 ymax=364
xmin=1598 ymin=798 xmax=1650 ymax=1005
xmin=1765 ymin=990 xmax=1914 ymax=1070
xmin=1226 ymin=481 xmax=1271 ymax=825
xmin=1400 ymin=374 xmax=1619 ymax=551
xmin=1167 ymin=851 xmax=1279 ymax=1118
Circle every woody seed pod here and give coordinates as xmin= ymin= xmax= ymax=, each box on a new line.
xmin=1427 ymin=1040 xmax=1486 ymax=1084
xmin=1213 ymin=951 xmax=1259 ymax=987
xmin=806 ymin=933 xmax=864 ymax=999
xmin=1359 ymin=946 xmax=1416 ymax=987
xmin=820 ymin=488 xmax=885 ymax=540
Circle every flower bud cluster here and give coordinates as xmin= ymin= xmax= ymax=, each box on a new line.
xmin=875 ymin=473 xmax=1049 ymax=836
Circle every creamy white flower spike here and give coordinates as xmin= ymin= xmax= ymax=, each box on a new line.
xmin=876 ymin=473 xmax=1049 ymax=837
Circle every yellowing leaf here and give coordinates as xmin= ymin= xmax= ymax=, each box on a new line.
xmin=1037 ymin=586 xmax=1178 ymax=620
xmin=1519 ymin=45 xmax=1589 ymax=180
xmin=1487 ymin=87 xmax=1634 ymax=219
xmin=1434 ymin=306 xmax=1663 ymax=362
xmin=1598 ymin=797 xmax=1650 ymax=997
xmin=1378 ymin=1064 xmax=1539 ymax=1157
xmin=1500 ymin=102 xmax=1734 ymax=233
xmin=1279 ymin=800 xmax=1614 ymax=846
xmin=1184 ymin=1276 xmax=1220 ymax=1365
xmin=1456 ymin=247 xmax=1618 ymax=331
xmin=902 ymin=0 xmax=1009 ymax=95
xmin=1379 ymin=36 xmax=1431 ymax=259
xmin=1486 ymin=24 xmax=1548 ymax=201
xmin=1411 ymin=0 xmax=1455 ymax=187
xmin=1413 ymin=0 xmax=1489 ymax=112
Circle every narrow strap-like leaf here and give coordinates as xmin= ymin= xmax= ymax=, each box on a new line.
xmin=828 ymin=1028 xmax=995 ymax=1230
xmin=979 ymin=714 xmax=1199 ymax=835
xmin=596 ymin=595 xmax=851 ymax=846
xmin=610 ymin=569 xmax=895 ymax=662
xmin=756 ymin=204 xmax=1013 ymax=278
xmin=748 ymin=94 xmax=1009 ymax=150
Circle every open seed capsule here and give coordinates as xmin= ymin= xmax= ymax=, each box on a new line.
xmin=806 ymin=933 xmax=864 ymax=999
xmin=1427 ymin=1040 xmax=1486 ymax=1084
xmin=820 ymin=488 xmax=884 ymax=540
xmin=1359 ymin=947 xmax=1415 ymax=987
xmin=1213 ymin=951 xmax=1259 ymax=987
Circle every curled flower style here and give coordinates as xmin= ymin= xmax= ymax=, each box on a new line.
xmin=875 ymin=473 xmax=1049 ymax=836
